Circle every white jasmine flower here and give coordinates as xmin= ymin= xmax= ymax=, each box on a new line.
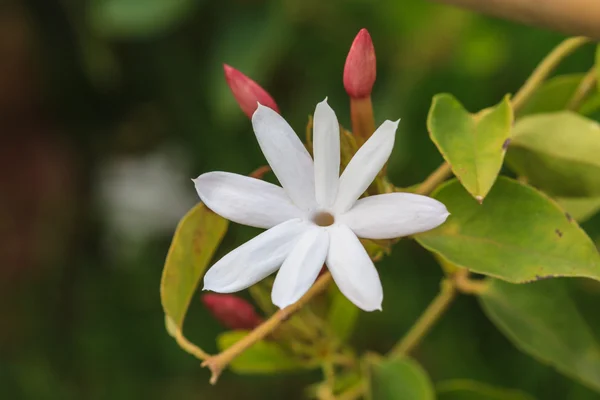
xmin=194 ymin=100 xmax=449 ymax=311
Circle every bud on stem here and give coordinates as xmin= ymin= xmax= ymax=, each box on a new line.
xmin=202 ymin=293 xmax=263 ymax=330
xmin=223 ymin=64 xmax=280 ymax=119
xmin=343 ymin=29 xmax=376 ymax=143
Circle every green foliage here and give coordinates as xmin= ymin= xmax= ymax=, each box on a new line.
xmin=217 ymin=331 xmax=308 ymax=374
xmin=365 ymin=356 xmax=435 ymax=400
xmin=436 ymin=379 xmax=536 ymax=400
xmin=160 ymin=203 xmax=228 ymax=357
xmin=327 ymin=285 xmax=359 ymax=343
xmin=555 ymin=196 xmax=600 ymax=223
xmin=89 ymin=0 xmax=198 ymax=38
xmin=427 ymin=94 xmax=513 ymax=202
xmin=479 ymin=279 xmax=600 ymax=393
xmin=506 ymin=112 xmax=600 ymax=197
xmin=415 ymin=177 xmax=600 ymax=283
xmin=17 ymin=0 xmax=600 ymax=397
xmin=516 ymin=74 xmax=583 ymax=117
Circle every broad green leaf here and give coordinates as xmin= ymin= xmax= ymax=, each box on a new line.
xmin=366 ymin=355 xmax=435 ymax=400
xmin=436 ymin=379 xmax=535 ymax=400
xmin=517 ymin=74 xmax=583 ymax=117
xmin=428 ymin=94 xmax=513 ymax=202
xmin=327 ymin=285 xmax=359 ymax=343
xmin=556 ymin=197 xmax=600 ymax=223
xmin=415 ymin=177 xmax=600 ymax=283
xmin=217 ymin=331 xmax=306 ymax=374
xmin=506 ymin=111 xmax=600 ymax=197
xmin=90 ymin=0 xmax=197 ymax=38
xmin=479 ymin=279 xmax=600 ymax=392
xmin=160 ymin=203 xmax=228 ymax=359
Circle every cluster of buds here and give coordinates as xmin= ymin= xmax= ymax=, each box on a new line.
xmin=224 ymin=28 xmax=377 ymax=141
xmin=201 ymin=293 xmax=263 ymax=330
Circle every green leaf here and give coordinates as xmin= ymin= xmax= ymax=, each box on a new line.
xmin=516 ymin=74 xmax=584 ymax=117
xmin=506 ymin=111 xmax=600 ymax=197
xmin=556 ymin=197 xmax=600 ymax=223
xmin=327 ymin=285 xmax=359 ymax=343
xmin=90 ymin=0 xmax=197 ymax=38
xmin=479 ymin=279 xmax=600 ymax=393
xmin=436 ymin=379 xmax=536 ymax=400
xmin=428 ymin=94 xmax=513 ymax=202
xmin=160 ymin=203 xmax=228 ymax=359
xmin=366 ymin=355 xmax=435 ymax=400
xmin=414 ymin=177 xmax=600 ymax=283
xmin=217 ymin=331 xmax=306 ymax=374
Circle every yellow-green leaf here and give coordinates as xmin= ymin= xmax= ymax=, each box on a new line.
xmin=217 ymin=331 xmax=306 ymax=374
xmin=160 ymin=203 xmax=228 ymax=359
xmin=436 ymin=379 xmax=536 ymax=400
xmin=428 ymin=94 xmax=513 ymax=202
xmin=479 ymin=279 xmax=600 ymax=393
xmin=516 ymin=74 xmax=584 ymax=118
xmin=556 ymin=196 xmax=600 ymax=223
xmin=415 ymin=177 xmax=600 ymax=283
xmin=506 ymin=111 xmax=600 ymax=197
xmin=366 ymin=355 xmax=435 ymax=400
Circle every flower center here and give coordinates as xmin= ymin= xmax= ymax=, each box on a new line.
xmin=312 ymin=211 xmax=335 ymax=227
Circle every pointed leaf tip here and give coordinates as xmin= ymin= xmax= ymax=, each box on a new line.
xmin=427 ymin=94 xmax=513 ymax=201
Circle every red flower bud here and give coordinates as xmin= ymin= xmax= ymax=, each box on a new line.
xmin=202 ymin=293 xmax=263 ymax=330
xmin=343 ymin=29 xmax=376 ymax=99
xmin=223 ymin=64 xmax=280 ymax=119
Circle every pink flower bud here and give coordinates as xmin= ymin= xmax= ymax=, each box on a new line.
xmin=223 ymin=64 xmax=280 ymax=119
xmin=202 ymin=293 xmax=263 ymax=330
xmin=343 ymin=29 xmax=376 ymax=99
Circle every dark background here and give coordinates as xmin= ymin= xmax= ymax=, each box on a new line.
xmin=1 ymin=0 xmax=599 ymax=398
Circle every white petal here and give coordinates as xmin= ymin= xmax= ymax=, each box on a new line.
xmin=203 ymin=219 xmax=309 ymax=293
xmin=271 ymin=227 xmax=329 ymax=309
xmin=339 ymin=193 xmax=449 ymax=239
xmin=313 ymin=98 xmax=340 ymax=208
xmin=326 ymin=225 xmax=383 ymax=311
xmin=252 ymin=104 xmax=316 ymax=210
xmin=333 ymin=120 xmax=400 ymax=213
xmin=194 ymin=171 xmax=302 ymax=229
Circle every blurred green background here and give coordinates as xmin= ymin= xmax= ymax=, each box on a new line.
xmin=2 ymin=0 xmax=600 ymax=398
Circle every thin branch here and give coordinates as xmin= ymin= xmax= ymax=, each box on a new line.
xmin=202 ymin=272 xmax=333 ymax=384
xmin=415 ymin=37 xmax=589 ymax=197
xmin=567 ymin=67 xmax=597 ymax=111
xmin=452 ymin=268 xmax=489 ymax=295
xmin=414 ymin=162 xmax=453 ymax=196
xmin=388 ymin=279 xmax=456 ymax=358
xmin=512 ymin=36 xmax=591 ymax=112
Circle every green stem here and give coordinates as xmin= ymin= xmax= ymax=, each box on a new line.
xmin=414 ymin=162 xmax=453 ymax=195
xmin=567 ymin=67 xmax=597 ymax=111
xmin=512 ymin=36 xmax=591 ymax=112
xmin=388 ymin=279 xmax=456 ymax=358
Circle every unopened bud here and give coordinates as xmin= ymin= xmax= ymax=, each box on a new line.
xmin=202 ymin=293 xmax=263 ymax=330
xmin=223 ymin=64 xmax=280 ymax=119
xmin=343 ymin=29 xmax=376 ymax=99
